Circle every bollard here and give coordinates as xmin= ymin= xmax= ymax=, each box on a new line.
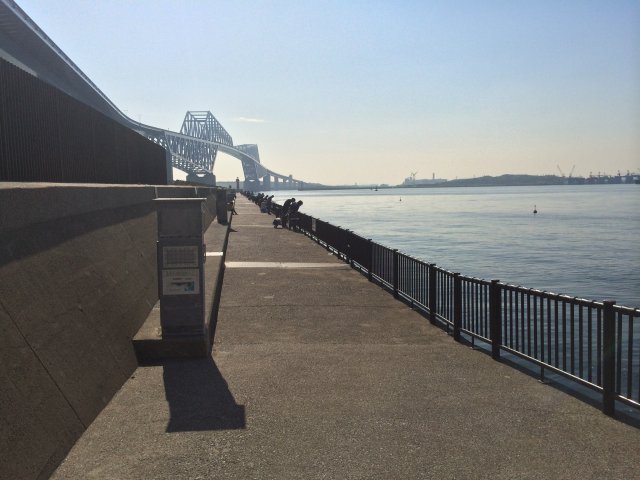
xmin=602 ymin=300 xmax=617 ymax=416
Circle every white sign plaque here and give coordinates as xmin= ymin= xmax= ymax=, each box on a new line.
xmin=162 ymin=269 xmax=200 ymax=295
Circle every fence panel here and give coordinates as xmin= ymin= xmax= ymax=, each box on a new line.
xmin=614 ymin=306 xmax=640 ymax=406
xmin=0 ymin=57 xmax=167 ymax=184
xmin=347 ymin=231 xmax=370 ymax=271
xmin=372 ymin=243 xmax=394 ymax=287
xmin=397 ymin=254 xmax=429 ymax=310
xmin=460 ymin=276 xmax=491 ymax=343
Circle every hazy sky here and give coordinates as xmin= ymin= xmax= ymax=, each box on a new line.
xmin=17 ymin=0 xmax=640 ymax=184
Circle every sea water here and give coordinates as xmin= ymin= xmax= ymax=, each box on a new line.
xmin=264 ymin=185 xmax=640 ymax=308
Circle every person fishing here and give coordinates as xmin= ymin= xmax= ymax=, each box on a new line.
xmin=286 ymin=200 xmax=303 ymax=230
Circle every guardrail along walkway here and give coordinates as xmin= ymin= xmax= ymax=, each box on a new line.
xmin=53 ymin=195 xmax=640 ymax=480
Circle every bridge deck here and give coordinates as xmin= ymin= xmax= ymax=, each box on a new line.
xmin=52 ymin=196 xmax=640 ymax=479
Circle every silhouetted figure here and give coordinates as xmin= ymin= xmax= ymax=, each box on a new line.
xmin=286 ymin=200 xmax=303 ymax=230
xmin=266 ymin=195 xmax=274 ymax=215
xmin=280 ymin=197 xmax=295 ymax=226
xmin=228 ymin=199 xmax=238 ymax=215
xmin=281 ymin=197 xmax=294 ymax=214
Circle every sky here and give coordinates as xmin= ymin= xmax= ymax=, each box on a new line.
xmin=16 ymin=0 xmax=640 ymax=185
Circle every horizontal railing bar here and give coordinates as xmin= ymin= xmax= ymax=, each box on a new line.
xmin=613 ymin=305 xmax=640 ymax=315
xmin=500 ymin=286 xmax=605 ymax=306
xmin=616 ymin=395 xmax=640 ymax=409
xmin=459 ymin=327 xmax=492 ymax=345
xmin=458 ymin=275 xmax=491 ymax=285
xmin=500 ymin=345 xmax=604 ymax=393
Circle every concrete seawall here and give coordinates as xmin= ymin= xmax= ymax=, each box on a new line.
xmin=0 ymin=183 xmax=217 ymax=480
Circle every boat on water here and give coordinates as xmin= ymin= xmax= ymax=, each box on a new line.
xmin=402 ymin=172 xmax=447 ymax=187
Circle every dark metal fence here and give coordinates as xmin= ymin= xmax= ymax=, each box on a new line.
xmin=260 ymin=197 xmax=640 ymax=417
xmin=0 ymin=57 xmax=167 ymax=184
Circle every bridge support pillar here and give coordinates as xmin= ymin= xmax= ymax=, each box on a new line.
xmin=243 ymin=179 xmax=258 ymax=192
xmin=273 ymin=177 xmax=279 ymax=190
xmin=262 ymin=175 xmax=271 ymax=190
xmin=186 ymin=172 xmax=216 ymax=186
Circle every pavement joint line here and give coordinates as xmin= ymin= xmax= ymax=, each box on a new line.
xmin=220 ymin=304 xmax=403 ymax=308
xmin=225 ymin=261 xmax=350 ymax=269
xmin=230 ymin=225 xmax=278 ymax=228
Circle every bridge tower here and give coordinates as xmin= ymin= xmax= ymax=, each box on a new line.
xmin=234 ymin=144 xmax=265 ymax=189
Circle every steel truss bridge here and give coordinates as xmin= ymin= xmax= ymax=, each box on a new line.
xmin=0 ymin=0 xmax=302 ymax=189
xmin=137 ymin=110 xmax=299 ymax=189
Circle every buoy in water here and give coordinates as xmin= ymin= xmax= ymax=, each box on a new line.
xmin=533 ymin=205 xmax=538 ymax=214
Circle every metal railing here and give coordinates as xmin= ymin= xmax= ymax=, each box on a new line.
xmin=256 ymin=200 xmax=639 ymax=417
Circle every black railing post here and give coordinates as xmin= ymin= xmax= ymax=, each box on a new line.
xmin=490 ymin=279 xmax=502 ymax=360
xmin=428 ymin=264 xmax=437 ymax=325
xmin=392 ymin=249 xmax=399 ymax=299
xmin=602 ymin=300 xmax=616 ymax=416
xmin=367 ymin=239 xmax=373 ymax=282
xmin=453 ymin=273 xmax=462 ymax=342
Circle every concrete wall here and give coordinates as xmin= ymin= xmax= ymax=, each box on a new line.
xmin=0 ymin=183 xmax=217 ymax=480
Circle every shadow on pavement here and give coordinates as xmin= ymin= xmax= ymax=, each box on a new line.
xmin=163 ymin=357 xmax=246 ymax=432
xmin=456 ymin=334 xmax=640 ymax=429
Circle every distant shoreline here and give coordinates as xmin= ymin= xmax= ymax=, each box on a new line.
xmin=213 ymin=173 xmax=639 ymax=190
xmin=293 ymin=174 xmax=639 ymax=190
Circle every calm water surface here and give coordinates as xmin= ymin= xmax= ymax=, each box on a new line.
xmin=264 ymin=185 xmax=640 ymax=308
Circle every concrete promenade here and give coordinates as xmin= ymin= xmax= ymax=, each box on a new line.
xmin=52 ymin=195 xmax=640 ymax=479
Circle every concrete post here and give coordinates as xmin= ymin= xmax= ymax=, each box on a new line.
xmin=216 ymin=189 xmax=228 ymax=224
xmin=155 ymin=198 xmax=208 ymax=351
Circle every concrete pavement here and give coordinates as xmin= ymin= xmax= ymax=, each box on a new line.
xmin=51 ymin=195 xmax=640 ymax=479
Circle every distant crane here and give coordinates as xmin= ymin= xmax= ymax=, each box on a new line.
xmin=556 ymin=165 xmax=566 ymax=177
xmin=557 ymin=164 xmax=576 ymax=179
xmin=410 ymin=171 xmax=418 ymax=181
